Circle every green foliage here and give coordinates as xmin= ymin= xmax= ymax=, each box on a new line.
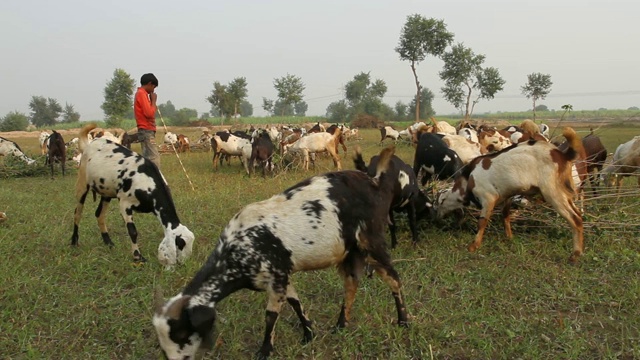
xmin=207 ymin=77 xmax=248 ymax=118
xmin=396 ymin=14 xmax=454 ymax=121
xmin=294 ymin=101 xmax=308 ymax=116
xmin=29 ymin=96 xmax=63 ymax=127
xmin=409 ymin=87 xmax=436 ymax=120
xmin=240 ymin=100 xmax=253 ymax=117
xmin=535 ymin=104 xmax=549 ymax=112
xmin=440 ymin=43 xmax=505 ymax=118
xmin=521 ymin=72 xmax=553 ymax=119
xmin=171 ymin=108 xmax=198 ymax=126
xmin=158 ymin=101 xmax=176 ymax=120
xmin=101 ymin=68 xmax=135 ymax=128
xmin=394 ymin=101 xmax=408 ymax=121
xmin=273 ymin=99 xmax=294 ymax=116
xmin=61 ymin=103 xmax=80 ymax=123
xmin=261 ymin=98 xmax=274 ymax=114
xmin=273 ymin=74 xmax=305 ymax=116
xmin=326 ymin=100 xmax=349 ymax=123
xmin=628 ymin=106 xmax=639 ymax=111
xmin=0 ymin=111 xmax=29 ymax=131
xmin=228 ymin=77 xmax=248 ymax=116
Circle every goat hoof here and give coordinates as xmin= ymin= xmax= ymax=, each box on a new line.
xmin=398 ymin=320 xmax=409 ymax=328
xmin=467 ymin=243 xmax=479 ymax=253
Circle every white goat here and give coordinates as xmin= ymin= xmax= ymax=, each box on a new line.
xmin=600 ymin=136 xmax=640 ymax=190
xmin=0 ymin=137 xmax=36 ymax=165
xmin=283 ymin=128 xmax=342 ymax=171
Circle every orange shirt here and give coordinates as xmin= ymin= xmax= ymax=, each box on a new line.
xmin=134 ymin=87 xmax=157 ymax=131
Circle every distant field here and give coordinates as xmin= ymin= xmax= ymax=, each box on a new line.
xmin=0 ymin=124 xmax=639 ymax=359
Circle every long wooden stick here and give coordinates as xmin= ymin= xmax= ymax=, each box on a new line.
xmin=157 ymin=109 xmax=195 ymax=191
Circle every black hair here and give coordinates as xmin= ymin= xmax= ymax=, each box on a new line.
xmin=140 ymin=73 xmax=158 ymax=87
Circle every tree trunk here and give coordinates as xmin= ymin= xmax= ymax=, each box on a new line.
xmin=532 ymin=98 xmax=537 ymax=121
xmin=411 ymin=61 xmax=420 ymax=122
xmin=464 ymin=83 xmax=472 ymax=119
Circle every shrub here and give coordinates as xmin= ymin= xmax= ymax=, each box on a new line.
xmin=351 ymin=114 xmax=384 ymax=129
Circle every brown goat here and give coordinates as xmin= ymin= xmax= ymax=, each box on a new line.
xmin=46 ymin=130 xmax=66 ymax=177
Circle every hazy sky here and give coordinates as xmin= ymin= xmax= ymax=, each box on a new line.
xmin=1 ymin=0 xmax=639 ymax=121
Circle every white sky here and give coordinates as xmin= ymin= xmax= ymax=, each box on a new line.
xmin=1 ymin=0 xmax=639 ymax=120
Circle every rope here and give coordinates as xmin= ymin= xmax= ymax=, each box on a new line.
xmin=156 ymin=109 xmax=196 ymax=191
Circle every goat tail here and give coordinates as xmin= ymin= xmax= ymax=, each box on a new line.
xmin=352 ymin=146 xmax=367 ymax=172
xmin=78 ymin=123 xmax=98 ymax=153
xmin=374 ymin=145 xmax=395 ymax=180
xmin=562 ymin=127 xmax=584 ymax=161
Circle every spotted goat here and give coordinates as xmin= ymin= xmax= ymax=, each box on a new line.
xmin=0 ymin=136 xmax=36 ymax=165
xmin=153 ymin=146 xmax=408 ymax=359
xmin=71 ymin=123 xmax=195 ymax=266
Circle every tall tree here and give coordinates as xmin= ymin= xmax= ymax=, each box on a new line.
xmin=396 ymin=15 xmax=454 ymax=121
xmin=294 ymin=101 xmax=308 ymax=116
xmin=172 ymin=108 xmax=198 ymax=126
xmin=29 ymin=96 xmax=62 ymax=127
xmin=521 ymin=73 xmax=553 ymax=120
xmin=409 ymin=88 xmax=436 ymax=120
xmin=394 ymin=101 xmax=408 ymax=121
xmin=344 ymin=72 xmax=390 ymax=120
xmin=101 ymin=68 xmax=135 ymax=127
xmin=273 ymin=99 xmax=294 ymax=117
xmin=239 ymin=100 xmax=253 ymax=117
xmin=262 ymin=98 xmax=274 ymax=115
xmin=62 ymin=103 xmax=81 ymax=123
xmin=273 ymin=74 xmax=305 ymax=116
xmin=227 ymin=77 xmax=248 ymax=117
xmin=158 ymin=100 xmax=176 ymax=120
xmin=439 ymin=43 xmax=505 ymax=118
xmin=0 ymin=111 xmax=29 ymax=131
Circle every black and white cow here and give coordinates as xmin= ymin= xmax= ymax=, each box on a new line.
xmin=153 ymin=146 xmax=408 ymax=359
xmin=71 ymin=123 xmax=195 ymax=267
xmin=413 ymin=133 xmax=463 ymax=186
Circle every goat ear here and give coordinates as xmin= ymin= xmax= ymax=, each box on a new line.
xmin=153 ymin=286 xmax=165 ymax=315
xmin=189 ymin=305 xmax=216 ymax=349
xmin=165 ymin=295 xmax=191 ymax=320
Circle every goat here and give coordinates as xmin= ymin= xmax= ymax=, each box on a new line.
xmin=441 ymin=134 xmax=485 ymax=164
xmin=326 ymin=124 xmax=347 ymax=154
xmin=478 ymin=129 xmax=512 ymax=151
xmin=413 ymin=133 xmax=463 ymax=186
xmin=380 ymin=126 xmax=400 ymax=143
xmin=249 ymin=130 xmax=275 ymax=177
xmin=176 ymin=134 xmax=190 ymax=153
xmin=71 ymin=123 xmax=195 ymax=266
xmin=153 ymin=146 xmax=408 ymax=359
xmin=45 ymin=130 xmax=66 ymax=177
xmin=436 ymin=127 xmax=585 ymax=263
xmin=39 ymin=131 xmax=50 ymax=155
xmin=164 ymin=132 xmax=178 ymax=145
xmin=355 ymin=150 xmax=434 ymax=248
xmin=0 ymin=137 xmax=36 ymax=165
xmin=211 ymin=131 xmax=251 ymax=170
xmin=600 ymin=136 xmax=640 ymax=190
xmin=557 ymin=132 xmax=608 ymax=198
xmin=283 ymin=128 xmax=342 ymax=171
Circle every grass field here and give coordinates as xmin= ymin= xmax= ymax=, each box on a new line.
xmin=1 ymin=123 xmax=639 ymax=359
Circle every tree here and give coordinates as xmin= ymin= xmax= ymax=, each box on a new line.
xmin=273 ymin=99 xmax=294 ymax=117
xmin=0 ymin=111 xmax=29 ymax=131
xmin=62 ymin=103 xmax=81 ymax=123
xmin=534 ymin=104 xmax=549 ymax=112
xmin=326 ymin=100 xmax=349 ymax=123
xmin=172 ymin=108 xmax=198 ymax=126
xmin=394 ymin=101 xmax=408 ymax=121
xmin=240 ymin=100 xmax=253 ymax=117
xmin=294 ymin=101 xmax=308 ymax=116
xmin=521 ymin=72 xmax=553 ymax=120
xmin=273 ymin=74 xmax=305 ymax=116
xmin=343 ymin=72 xmax=390 ymax=120
xmin=409 ymin=88 xmax=436 ymax=120
xmin=396 ymin=15 xmax=454 ymax=121
xmin=158 ymin=101 xmax=176 ymax=120
xmin=262 ymin=98 xmax=274 ymax=114
xmin=227 ymin=77 xmax=248 ymax=117
xmin=628 ymin=106 xmax=639 ymax=111
xmin=29 ymin=96 xmax=63 ymax=127
xmin=439 ymin=43 xmax=505 ymax=118
xmin=101 ymin=68 xmax=135 ymax=127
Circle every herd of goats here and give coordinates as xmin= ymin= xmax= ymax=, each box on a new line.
xmin=1 ymin=118 xmax=639 ymax=358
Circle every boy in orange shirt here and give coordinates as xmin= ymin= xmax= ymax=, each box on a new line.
xmin=135 ymin=73 xmax=160 ymax=168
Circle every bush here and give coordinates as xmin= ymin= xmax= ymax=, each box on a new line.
xmin=351 ymin=114 xmax=385 ymax=129
xmin=0 ymin=111 xmax=29 ymax=132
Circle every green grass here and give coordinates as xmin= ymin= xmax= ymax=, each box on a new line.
xmin=0 ymin=125 xmax=639 ymax=359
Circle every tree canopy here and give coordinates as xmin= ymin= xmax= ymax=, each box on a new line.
xmin=409 ymin=87 xmax=436 ymax=120
xmin=521 ymin=72 xmax=553 ymax=120
xmin=439 ymin=43 xmax=505 ymax=118
xmin=29 ymin=96 xmax=62 ymax=127
xmin=0 ymin=111 xmax=29 ymax=132
xmin=206 ymin=77 xmax=248 ymax=119
xmin=273 ymin=74 xmax=305 ymax=116
xmin=158 ymin=101 xmax=176 ymax=120
xmin=396 ymin=14 xmax=454 ymax=121
xmin=62 ymin=103 xmax=81 ymax=123
xmin=101 ymin=68 xmax=135 ymax=127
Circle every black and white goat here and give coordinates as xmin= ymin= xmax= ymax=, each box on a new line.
xmin=71 ymin=123 xmax=195 ymax=266
xmin=0 ymin=136 xmax=36 ymax=165
xmin=413 ymin=132 xmax=463 ymax=186
xmin=153 ymin=146 xmax=408 ymax=359
xmin=355 ymin=150 xmax=434 ymax=248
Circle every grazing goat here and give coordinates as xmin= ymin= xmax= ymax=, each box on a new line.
xmin=413 ymin=133 xmax=463 ymax=186
xmin=163 ymin=132 xmax=178 ymax=145
xmin=249 ymin=130 xmax=275 ymax=177
xmin=600 ymin=136 xmax=640 ymax=190
xmin=327 ymin=124 xmax=348 ymax=154
xmin=39 ymin=131 xmax=50 ymax=155
xmin=557 ymin=132 xmax=608 ymax=197
xmin=355 ymin=150 xmax=434 ymax=247
xmin=380 ymin=126 xmax=400 ymax=143
xmin=153 ymin=146 xmax=408 ymax=359
xmin=211 ymin=131 xmax=251 ymax=170
xmin=284 ymin=128 xmax=342 ymax=171
xmin=478 ymin=129 xmax=512 ymax=151
xmin=71 ymin=123 xmax=194 ymax=266
xmin=442 ymin=134 xmax=485 ymax=164
xmin=0 ymin=137 xmax=36 ymax=165
xmin=45 ymin=130 xmax=66 ymax=177
xmin=437 ymin=127 xmax=585 ymax=263
xmin=176 ymin=134 xmax=190 ymax=153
